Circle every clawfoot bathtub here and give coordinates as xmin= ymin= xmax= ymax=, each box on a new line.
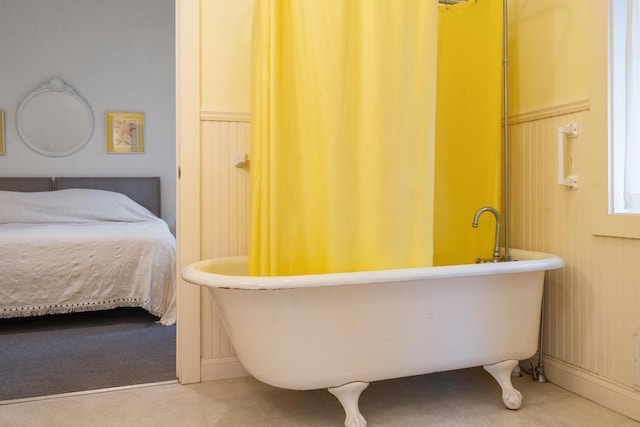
xmin=182 ymin=249 xmax=563 ymax=426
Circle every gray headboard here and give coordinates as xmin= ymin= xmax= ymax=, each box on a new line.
xmin=0 ymin=177 xmax=54 ymax=192
xmin=55 ymin=177 xmax=162 ymax=217
xmin=0 ymin=176 xmax=161 ymax=217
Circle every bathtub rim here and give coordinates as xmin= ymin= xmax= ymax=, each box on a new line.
xmin=181 ymin=248 xmax=564 ymax=290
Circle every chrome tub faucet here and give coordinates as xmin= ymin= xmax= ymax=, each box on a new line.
xmin=472 ymin=206 xmax=502 ymax=263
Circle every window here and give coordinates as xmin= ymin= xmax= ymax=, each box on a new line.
xmin=610 ymin=0 xmax=640 ymax=214
xmin=593 ymin=0 xmax=640 ymax=239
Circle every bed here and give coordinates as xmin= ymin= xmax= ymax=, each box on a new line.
xmin=0 ymin=177 xmax=176 ymax=325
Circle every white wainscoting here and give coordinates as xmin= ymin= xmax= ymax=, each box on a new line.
xmin=197 ymin=105 xmax=640 ymax=422
xmin=199 ymin=111 xmax=250 ymax=381
xmin=508 ymin=101 xmax=640 ymax=421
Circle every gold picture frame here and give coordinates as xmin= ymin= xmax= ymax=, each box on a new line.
xmin=106 ymin=112 xmax=144 ymax=153
xmin=0 ymin=109 xmax=4 ymax=155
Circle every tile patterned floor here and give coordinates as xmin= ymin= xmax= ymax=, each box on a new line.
xmin=1 ymin=367 xmax=638 ymax=426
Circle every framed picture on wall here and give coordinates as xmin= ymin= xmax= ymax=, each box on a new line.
xmin=106 ymin=112 xmax=144 ymax=153
xmin=0 ymin=109 xmax=4 ymax=155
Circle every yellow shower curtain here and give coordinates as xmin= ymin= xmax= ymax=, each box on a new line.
xmin=434 ymin=1 xmax=503 ymax=265
xmin=250 ymin=1 xmax=438 ymax=275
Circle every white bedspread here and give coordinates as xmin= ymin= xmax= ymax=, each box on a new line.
xmin=0 ymin=189 xmax=177 ymax=325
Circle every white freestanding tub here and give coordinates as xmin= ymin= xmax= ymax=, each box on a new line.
xmin=182 ymin=249 xmax=563 ymax=427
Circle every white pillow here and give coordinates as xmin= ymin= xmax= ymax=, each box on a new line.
xmin=0 ymin=188 xmax=157 ymax=224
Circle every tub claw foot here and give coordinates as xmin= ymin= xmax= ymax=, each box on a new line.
xmin=328 ymin=381 xmax=369 ymax=427
xmin=484 ymin=360 xmax=523 ymax=410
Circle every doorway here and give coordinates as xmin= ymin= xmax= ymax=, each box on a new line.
xmin=0 ymin=0 xmax=180 ymax=400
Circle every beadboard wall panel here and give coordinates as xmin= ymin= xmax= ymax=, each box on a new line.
xmin=197 ymin=106 xmax=640 ymax=417
xmin=508 ymin=107 xmax=640 ymax=394
xmin=200 ymin=114 xmax=250 ymax=363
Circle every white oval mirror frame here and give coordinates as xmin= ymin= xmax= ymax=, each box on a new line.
xmin=16 ymin=79 xmax=94 ymax=157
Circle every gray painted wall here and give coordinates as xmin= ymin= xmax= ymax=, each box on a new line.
xmin=0 ymin=0 xmax=176 ymax=223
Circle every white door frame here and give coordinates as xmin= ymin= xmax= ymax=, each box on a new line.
xmin=175 ymin=0 xmax=202 ymax=384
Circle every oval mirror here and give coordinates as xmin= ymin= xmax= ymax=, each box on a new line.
xmin=16 ymin=79 xmax=94 ymax=157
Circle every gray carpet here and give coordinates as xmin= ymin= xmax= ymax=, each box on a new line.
xmin=0 ymin=308 xmax=176 ymax=401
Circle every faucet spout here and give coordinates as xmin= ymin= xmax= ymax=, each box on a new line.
xmin=472 ymin=206 xmax=502 ymax=262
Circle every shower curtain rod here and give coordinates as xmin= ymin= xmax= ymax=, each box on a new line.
xmin=438 ymin=0 xmax=474 ymax=4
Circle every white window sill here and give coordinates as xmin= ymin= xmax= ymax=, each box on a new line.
xmin=593 ymin=213 xmax=640 ymax=239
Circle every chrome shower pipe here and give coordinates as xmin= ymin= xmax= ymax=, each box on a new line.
xmin=502 ymin=0 xmax=511 ymax=262
xmin=533 ymin=292 xmax=548 ymax=383
xmin=497 ymin=1 xmax=546 ymax=382
xmin=438 ymin=0 xmax=469 ymax=4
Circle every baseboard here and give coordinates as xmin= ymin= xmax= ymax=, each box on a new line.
xmin=544 ymin=356 xmax=640 ymax=422
xmin=200 ymin=356 xmax=249 ymax=382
